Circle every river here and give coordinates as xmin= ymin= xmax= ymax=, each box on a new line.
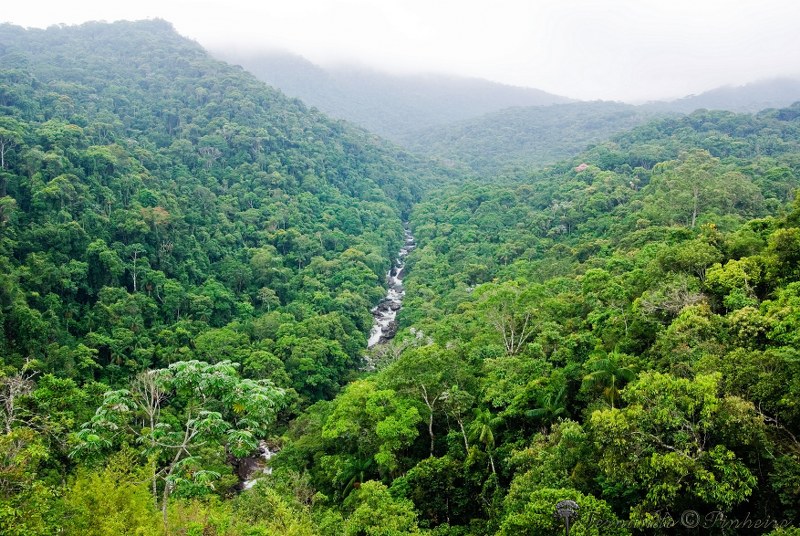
xmin=239 ymin=227 xmax=415 ymax=490
xmin=239 ymin=440 xmax=275 ymax=490
xmin=367 ymin=226 xmax=415 ymax=347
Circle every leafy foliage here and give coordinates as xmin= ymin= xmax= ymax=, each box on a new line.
xmin=2 ymin=18 xmax=800 ymax=536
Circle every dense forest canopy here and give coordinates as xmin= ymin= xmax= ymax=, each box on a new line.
xmin=212 ymin=49 xmax=572 ymax=144
xmin=403 ymin=101 xmax=661 ymax=175
xmin=0 ymin=19 xmax=450 ymax=532
xmin=295 ymin=105 xmax=800 ymax=535
xmin=1 ymin=18 xmax=800 ymax=536
xmin=0 ymin=18 xmax=455 ymax=389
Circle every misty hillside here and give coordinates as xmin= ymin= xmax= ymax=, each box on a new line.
xmin=405 ymin=101 xmax=662 ymax=175
xmin=5 ymin=12 xmax=800 ymax=536
xmin=404 ymin=77 xmax=800 ymax=175
xmin=649 ymin=77 xmax=800 ymax=113
xmin=213 ymin=49 xmax=572 ymax=143
xmin=413 ymin=78 xmax=800 ymax=175
xmin=0 ymin=16 xmax=460 ymax=403
xmin=214 ymin=51 xmax=800 ymax=178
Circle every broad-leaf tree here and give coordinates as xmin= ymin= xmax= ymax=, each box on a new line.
xmin=73 ymin=360 xmax=286 ymax=528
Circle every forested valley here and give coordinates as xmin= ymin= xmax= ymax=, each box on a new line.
xmin=1 ymin=19 xmax=800 ymax=536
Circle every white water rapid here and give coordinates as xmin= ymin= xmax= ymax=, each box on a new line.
xmin=367 ymin=227 xmax=415 ymax=347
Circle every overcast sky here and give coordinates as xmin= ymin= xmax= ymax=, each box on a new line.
xmin=4 ymin=0 xmax=800 ymax=102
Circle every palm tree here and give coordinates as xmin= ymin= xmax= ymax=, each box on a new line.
xmin=342 ymin=456 xmax=375 ymax=497
xmin=468 ymin=408 xmax=500 ymax=474
xmin=525 ymin=384 xmax=568 ymax=431
xmin=582 ymin=352 xmax=636 ymax=409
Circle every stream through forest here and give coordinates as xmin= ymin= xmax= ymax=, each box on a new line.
xmin=239 ymin=228 xmax=416 ymax=489
xmin=367 ymin=226 xmax=416 ymax=347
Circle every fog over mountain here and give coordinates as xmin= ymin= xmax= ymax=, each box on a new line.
xmin=5 ymin=1 xmax=800 ymax=102
xmin=215 ymin=49 xmax=800 ymax=170
xmin=4 ymin=9 xmax=800 ymax=534
xmin=647 ymin=77 xmax=800 ymax=113
xmin=213 ymin=49 xmax=572 ymax=142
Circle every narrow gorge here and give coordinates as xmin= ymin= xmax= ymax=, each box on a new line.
xmin=367 ymin=226 xmax=416 ymax=347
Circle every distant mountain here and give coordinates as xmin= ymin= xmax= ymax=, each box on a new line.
xmin=404 ymin=101 xmax=662 ymax=175
xmin=648 ymin=77 xmax=800 ymax=113
xmin=212 ymin=49 xmax=572 ymax=143
xmin=403 ymin=78 xmax=800 ymax=175
xmin=213 ymin=50 xmax=800 ymax=176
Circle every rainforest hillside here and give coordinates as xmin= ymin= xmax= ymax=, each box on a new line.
xmin=0 ymin=19 xmax=449 ymax=533
xmin=274 ymin=105 xmax=800 ymax=535
xmin=2 ymin=18 xmax=800 ymax=536
xmin=213 ymin=49 xmax=572 ymax=143
xmin=647 ymin=77 xmax=800 ymax=114
xmin=404 ymin=101 xmax=661 ymax=175
xmin=0 ymin=18 xmax=462 ymax=397
xmin=220 ymin=51 xmax=800 ymax=178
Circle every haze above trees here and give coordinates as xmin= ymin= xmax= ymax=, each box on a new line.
xmin=219 ymin=49 xmax=800 ymax=173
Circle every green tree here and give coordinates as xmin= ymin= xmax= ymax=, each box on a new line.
xmin=526 ymin=375 xmax=568 ymax=432
xmin=386 ymin=344 xmax=475 ymax=456
xmin=321 ymin=380 xmax=421 ymax=487
xmin=0 ymin=116 xmax=24 ymax=172
xmin=342 ymin=480 xmax=420 ymax=536
xmin=476 ymin=280 xmax=542 ymax=356
xmin=62 ymin=450 xmax=161 ymax=536
xmin=646 ymin=150 xmax=761 ymax=228
xmin=74 ymin=360 xmax=286 ymax=529
xmin=591 ymin=372 xmax=763 ymax=520
xmin=500 ymin=487 xmax=629 ymax=536
xmin=393 ymin=455 xmax=473 ymax=527
xmin=581 ymin=351 xmax=636 ymax=409
xmin=468 ymin=408 xmax=501 ymax=475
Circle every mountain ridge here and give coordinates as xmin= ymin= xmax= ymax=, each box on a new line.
xmin=214 ymin=49 xmax=800 ymax=175
xmin=647 ymin=76 xmax=800 ymax=113
xmin=212 ymin=48 xmax=573 ymax=142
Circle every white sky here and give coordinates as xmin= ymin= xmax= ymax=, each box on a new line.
xmin=3 ymin=0 xmax=800 ymax=102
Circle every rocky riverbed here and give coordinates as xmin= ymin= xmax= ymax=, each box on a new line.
xmin=367 ymin=227 xmax=415 ymax=347
xmin=238 ymin=440 xmax=276 ymax=490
